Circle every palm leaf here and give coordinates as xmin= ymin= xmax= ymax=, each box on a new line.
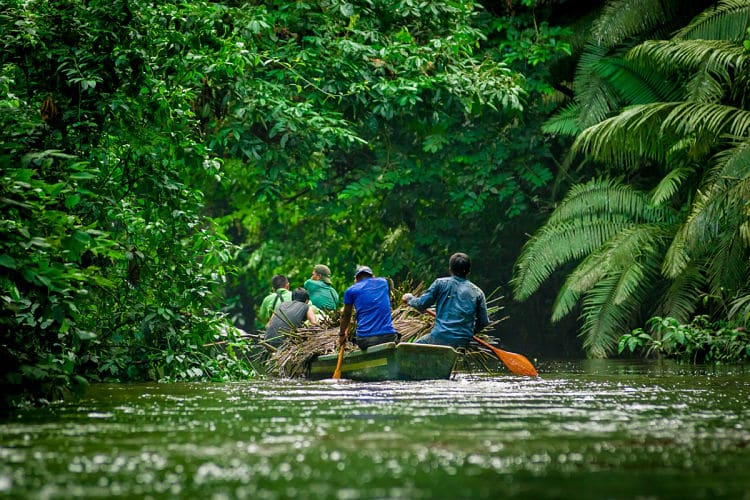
xmin=706 ymin=226 xmax=749 ymax=296
xmin=657 ymin=263 xmax=705 ymax=322
xmin=649 ymin=164 xmax=698 ymax=206
xmin=541 ymin=102 xmax=584 ymax=136
xmin=574 ymin=102 xmax=750 ymax=165
xmin=552 ymin=223 xmax=670 ymax=322
xmin=572 ymin=42 xmax=623 ymax=128
xmin=595 ymin=56 xmax=683 ymax=104
xmin=548 ymin=177 xmax=672 ymax=224
xmin=511 ymin=218 xmax=633 ymax=301
xmin=685 ymin=67 xmax=729 ymax=103
xmin=591 ymin=0 xmax=677 ymax=47
xmin=579 ymin=263 xmax=652 ymax=358
xmin=674 ymin=0 xmax=750 ymax=41
xmin=512 ymin=178 xmax=674 ymax=301
xmin=628 ymin=40 xmax=748 ymax=75
xmin=728 ymin=292 xmax=750 ymax=326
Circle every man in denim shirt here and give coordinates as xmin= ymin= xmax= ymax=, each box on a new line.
xmin=402 ymin=253 xmax=489 ymax=348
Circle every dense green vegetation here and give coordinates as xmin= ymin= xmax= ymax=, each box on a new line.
xmin=512 ymin=0 xmax=750 ymax=358
xmin=1 ymin=0 xmax=571 ymax=407
xmin=2 ymin=0 xmax=749 ymax=407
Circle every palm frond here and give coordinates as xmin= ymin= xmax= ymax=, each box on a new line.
xmin=574 ymin=102 xmax=750 ymax=165
xmin=592 ymin=0 xmax=674 ymax=47
xmin=513 ymin=178 xmax=675 ymax=302
xmin=664 ymin=141 xmax=750 ymax=282
xmin=573 ymin=103 xmax=675 ymax=164
xmin=674 ymin=0 xmax=750 ymax=41
xmin=664 ymin=102 xmax=750 ymax=138
xmin=706 ymin=227 xmax=749 ymax=297
xmin=681 ymin=144 xmax=750 ymax=249
xmin=511 ymin=217 xmax=633 ymax=301
xmin=551 ymin=280 xmax=582 ymax=323
xmin=685 ymin=67 xmax=729 ymax=102
xmin=728 ymin=291 xmax=750 ymax=326
xmin=711 ymin=138 xmax=750 ymax=183
xmin=541 ymin=102 xmax=584 ymax=137
xmin=579 ymin=263 xmax=653 ymax=358
xmin=629 ymin=39 xmax=747 ymax=75
xmin=552 ymin=223 xmax=669 ymax=321
xmin=658 ymin=264 xmax=705 ymax=322
xmin=594 ymin=56 xmax=684 ymax=104
xmin=548 ymin=177 xmax=673 ymax=225
xmin=662 ymin=221 xmax=691 ymax=278
xmin=573 ymin=42 xmax=624 ymax=128
xmin=649 ymin=164 xmax=697 ymax=206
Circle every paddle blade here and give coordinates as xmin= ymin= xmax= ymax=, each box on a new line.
xmin=332 ymin=344 xmax=345 ymax=379
xmin=493 ymin=348 xmax=538 ymax=377
xmin=473 ymin=336 xmax=538 ymax=377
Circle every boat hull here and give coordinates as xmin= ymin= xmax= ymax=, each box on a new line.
xmin=307 ymin=342 xmax=458 ymax=381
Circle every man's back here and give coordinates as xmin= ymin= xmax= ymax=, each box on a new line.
xmin=258 ymin=288 xmax=293 ymax=324
xmin=408 ymin=275 xmax=489 ymax=345
xmin=343 ymin=277 xmax=395 ymax=337
xmin=264 ymin=300 xmax=309 ymax=346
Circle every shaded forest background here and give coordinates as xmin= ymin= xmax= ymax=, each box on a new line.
xmin=2 ymin=0 xmax=749 ymax=406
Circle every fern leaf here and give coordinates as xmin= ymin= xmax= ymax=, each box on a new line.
xmin=595 ymin=56 xmax=683 ymax=104
xmin=649 ymin=165 xmax=696 ymax=206
xmin=629 ymin=39 xmax=747 ymax=75
xmin=549 ymin=177 xmax=672 ymax=224
xmin=592 ymin=0 xmax=673 ymax=47
xmin=675 ymin=0 xmax=750 ymax=41
xmin=542 ymin=102 xmax=583 ymax=136
xmin=580 ymin=274 xmax=640 ymax=358
xmin=658 ymin=264 xmax=705 ymax=322
xmin=511 ymin=218 xmax=631 ymax=300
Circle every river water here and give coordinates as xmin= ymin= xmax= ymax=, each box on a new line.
xmin=1 ymin=360 xmax=749 ymax=499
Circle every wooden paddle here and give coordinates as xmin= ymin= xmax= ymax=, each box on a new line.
xmin=332 ymin=341 xmax=345 ymax=379
xmin=471 ymin=335 xmax=538 ymax=377
xmin=424 ymin=309 xmax=538 ymax=377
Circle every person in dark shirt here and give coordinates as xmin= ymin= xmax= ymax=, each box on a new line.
xmin=339 ymin=265 xmax=398 ymax=350
xmin=265 ymin=288 xmax=317 ymax=348
xmin=402 ymin=252 xmax=489 ymax=348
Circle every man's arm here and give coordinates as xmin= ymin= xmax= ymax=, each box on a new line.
xmin=306 ymin=305 xmax=317 ymax=325
xmin=474 ymin=294 xmax=490 ymax=333
xmin=339 ymin=303 xmax=354 ymax=346
xmin=401 ymin=280 xmax=438 ymax=311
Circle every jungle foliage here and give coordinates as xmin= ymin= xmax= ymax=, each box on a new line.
xmin=512 ymin=0 xmax=750 ymax=358
xmin=1 ymin=0 xmax=573 ymax=406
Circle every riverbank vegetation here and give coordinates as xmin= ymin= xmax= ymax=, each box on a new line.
xmin=511 ymin=0 xmax=750 ymax=358
xmin=2 ymin=0 xmax=749 ymax=408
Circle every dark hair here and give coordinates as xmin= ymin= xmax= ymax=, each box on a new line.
xmin=449 ymin=252 xmax=471 ymax=278
xmin=292 ymin=287 xmax=309 ymax=302
xmin=271 ymin=274 xmax=288 ymax=290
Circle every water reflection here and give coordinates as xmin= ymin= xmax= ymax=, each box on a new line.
xmin=0 ymin=360 xmax=749 ymax=498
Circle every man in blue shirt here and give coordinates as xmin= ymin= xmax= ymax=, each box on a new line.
xmin=402 ymin=252 xmax=489 ymax=348
xmin=339 ymin=265 xmax=398 ymax=350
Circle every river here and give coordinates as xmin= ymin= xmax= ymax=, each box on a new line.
xmin=1 ymin=360 xmax=748 ymax=499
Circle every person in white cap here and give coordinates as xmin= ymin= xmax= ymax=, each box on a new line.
xmin=304 ymin=264 xmax=339 ymax=312
xmin=339 ymin=265 xmax=398 ymax=350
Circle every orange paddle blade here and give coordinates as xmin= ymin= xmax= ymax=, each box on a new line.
xmin=332 ymin=344 xmax=345 ymax=379
xmin=473 ymin=336 xmax=538 ymax=377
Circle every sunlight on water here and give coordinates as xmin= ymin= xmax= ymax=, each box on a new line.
xmin=1 ymin=361 xmax=749 ymax=498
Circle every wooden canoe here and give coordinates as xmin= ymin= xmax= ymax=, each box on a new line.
xmin=307 ymin=342 xmax=458 ymax=381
